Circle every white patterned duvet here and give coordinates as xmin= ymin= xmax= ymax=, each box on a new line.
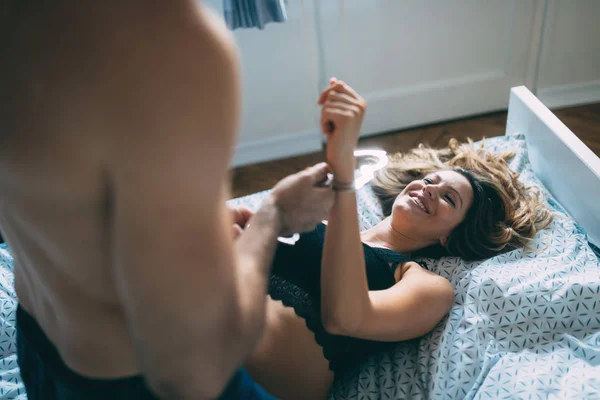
xmin=0 ymin=134 xmax=599 ymax=399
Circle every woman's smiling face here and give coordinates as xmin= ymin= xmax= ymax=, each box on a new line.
xmin=390 ymin=170 xmax=474 ymax=247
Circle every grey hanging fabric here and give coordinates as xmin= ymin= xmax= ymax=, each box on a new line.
xmin=223 ymin=0 xmax=288 ymax=30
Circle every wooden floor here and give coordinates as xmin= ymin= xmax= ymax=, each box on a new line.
xmin=230 ymin=103 xmax=600 ymax=198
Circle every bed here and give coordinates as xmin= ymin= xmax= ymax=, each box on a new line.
xmin=1 ymin=87 xmax=599 ymax=399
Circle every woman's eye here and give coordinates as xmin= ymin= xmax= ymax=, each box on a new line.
xmin=423 ymin=178 xmax=433 ymax=184
xmin=445 ymin=195 xmax=456 ymax=208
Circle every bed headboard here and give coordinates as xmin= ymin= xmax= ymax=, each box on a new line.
xmin=506 ymin=86 xmax=600 ymax=246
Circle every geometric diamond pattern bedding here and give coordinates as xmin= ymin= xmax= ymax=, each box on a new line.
xmin=0 ymin=134 xmax=598 ymax=399
xmin=0 ymin=246 xmax=24 ymax=400
xmin=323 ymin=134 xmax=600 ymax=400
xmin=324 ymin=134 xmax=600 ymax=400
xmin=231 ymin=134 xmax=600 ymax=400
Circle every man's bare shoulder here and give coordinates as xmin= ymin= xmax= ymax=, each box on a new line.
xmin=2 ymin=1 xmax=240 ymax=147
xmin=87 ymin=1 xmax=241 ymax=166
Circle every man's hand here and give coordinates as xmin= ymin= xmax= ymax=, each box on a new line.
xmin=270 ymin=162 xmax=335 ymax=237
xmin=229 ymin=205 xmax=254 ymax=239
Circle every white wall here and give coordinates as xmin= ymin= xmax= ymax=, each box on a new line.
xmin=203 ymin=0 xmax=324 ymax=166
xmin=317 ymin=0 xmax=540 ymax=138
xmin=231 ymin=1 xmax=323 ymax=165
xmin=536 ymin=0 xmax=600 ymax=108
xmin=201 ymin=1 xmax=600 ymax=166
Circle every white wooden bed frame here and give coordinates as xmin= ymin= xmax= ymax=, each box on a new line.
xmin=506 ymin=86 xmax=600 ymax=247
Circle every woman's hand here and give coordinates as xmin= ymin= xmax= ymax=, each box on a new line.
xmin=318 ymin=78 xmax=367 ymax=182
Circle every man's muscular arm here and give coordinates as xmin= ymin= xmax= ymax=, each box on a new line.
xmin=104 ymin=3 xmax=279 ymax=398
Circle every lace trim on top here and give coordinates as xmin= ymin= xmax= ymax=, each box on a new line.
xmin=268 ymin=274 xmax=394 ymax=375
xmin=368 ymin=246 xmax=411 ymax=273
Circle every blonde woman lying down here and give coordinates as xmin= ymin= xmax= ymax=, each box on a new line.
xmin=241 ymin=79 xmax=552 ymax=399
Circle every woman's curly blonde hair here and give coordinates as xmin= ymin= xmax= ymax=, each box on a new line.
xmin=371 ymin=138 xmax=553 ymax=260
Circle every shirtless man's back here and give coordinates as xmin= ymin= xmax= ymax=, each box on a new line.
xmin=0 ymin=2 xmax=333 ymax=398
xmin=1 ymin=1 xmax=150 ymax=379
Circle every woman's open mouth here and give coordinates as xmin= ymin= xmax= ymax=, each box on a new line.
xmin=412 ymin=197 xmax=429 ymax=214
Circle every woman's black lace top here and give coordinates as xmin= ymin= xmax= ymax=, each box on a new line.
xmin=269 ymin=223 xmax=410 ymax=374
